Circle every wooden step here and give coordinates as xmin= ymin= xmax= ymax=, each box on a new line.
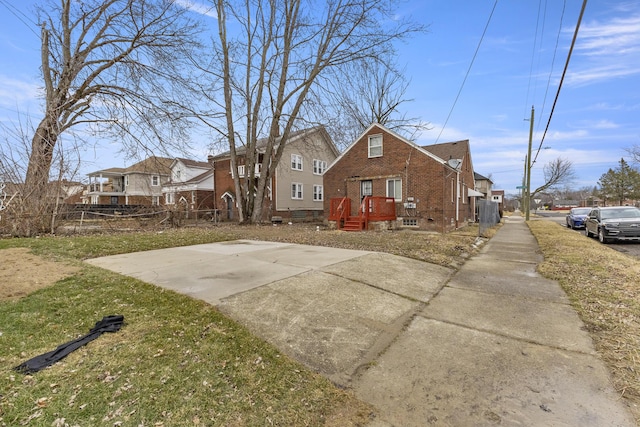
xmin=342 ymin=218 xmax=365 ymax=231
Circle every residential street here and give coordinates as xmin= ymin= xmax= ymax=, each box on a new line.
xmin=535 ymin=210 xmax=640 ymax=259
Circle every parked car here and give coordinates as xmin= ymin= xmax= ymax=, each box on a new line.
xmin=584 ymin=206 xmax=640 ymax=243
xmin=566 ymin=207 xmax=591 ymax=229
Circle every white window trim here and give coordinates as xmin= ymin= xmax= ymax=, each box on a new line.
xmin=386 ymin=178 xmax=402 ymax=202
xmin=313 ymin=159 xmax=327 ymax=175
xmin=368 ymin=134 xmax=383 ymax=158
xmin=451 ymin=179 xmax=454 ymax=203
xmin=313 ymin=184 xmax=324 ymax=201
xmin=291 ymin=182 xmax=303 ymax=200
xmin=291 ymin=154 xmax=303 ymax=171
xmin=151 ymin=175 xmax=160 ymax=186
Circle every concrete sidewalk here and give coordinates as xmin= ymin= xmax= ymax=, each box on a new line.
xmin=87 ymin=217 xmax=635 ymax=426
xmin=355 ymin=215 xmax=634 ymax=426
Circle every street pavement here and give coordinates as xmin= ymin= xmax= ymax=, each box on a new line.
xmin=87 ymin=216 xmax=636 ymax=426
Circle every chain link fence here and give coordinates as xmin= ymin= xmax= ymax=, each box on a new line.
xmin=478 ymin=199 xmax=501 ymax=237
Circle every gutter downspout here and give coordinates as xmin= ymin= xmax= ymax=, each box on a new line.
xmin=456 ymin=168 xmax=460 ymax=227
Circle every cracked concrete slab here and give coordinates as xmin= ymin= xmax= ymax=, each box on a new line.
xmin=217 ymin=269 xmax=422 ymax=385
xmin=354 ymin=317 xmax=632 ymax=427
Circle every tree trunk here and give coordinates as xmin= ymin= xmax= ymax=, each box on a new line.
xmin=19 ymin=118 xmax=59 ymax=236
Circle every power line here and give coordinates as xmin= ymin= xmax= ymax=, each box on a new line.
xmin=536 ymin=0 xmax=567 ymax=133
xmin=531 ymin=0 xmax=588 ymax=166
xmin=0 ymin=0 xmax=40 ymax=38
xmin=523 ymin=0 xmax=543 ymax=121
xmin=434 ymin=0 xmax=498 ymax=144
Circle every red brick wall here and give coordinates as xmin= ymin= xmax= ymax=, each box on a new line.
xmin=212 ymin=157 xmax=274 ymax=222
xmin=324 ymin=126 xmax=467 ymax=232
xmin=173 ymin=190 xmax=215 ymax=210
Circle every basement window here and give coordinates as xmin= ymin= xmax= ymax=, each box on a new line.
xmin=402 ymin=218 xmax=418 ymax=227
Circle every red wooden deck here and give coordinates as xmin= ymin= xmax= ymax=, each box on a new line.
xmin=328 ymin=197 xmax=397 ymax=231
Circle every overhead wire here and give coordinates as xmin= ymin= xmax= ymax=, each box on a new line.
xmin=0 ymin=0 xmax=40 ymax=38
xmin=536 ymin=0 xmax=566 ymax=133
xmin=523 ymin=0 xmax=543 ymax=121
xmin=531 ymin=0 xmax=588 ymax=166
xmin=434 ymin=0 xmax=498 ymax=144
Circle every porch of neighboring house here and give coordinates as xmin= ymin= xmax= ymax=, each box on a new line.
xmin=328 ymin=196 xmax=397 ymax=231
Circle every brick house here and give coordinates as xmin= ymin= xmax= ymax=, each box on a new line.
xmin=84 ymin=156 xmax=172 ymax=206
xmin=209 ymin=126 xmax=339 ymax=222
xmin=324 ymin=123 xmax=477 ymax=232
xmin=162 ymin=158 xmax=215 ymax=213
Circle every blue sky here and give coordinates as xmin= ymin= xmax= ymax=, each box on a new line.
xmin=1 ymin=0 xmax=639 ymax=195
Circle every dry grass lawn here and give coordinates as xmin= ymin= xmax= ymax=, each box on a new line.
xmin=0 ymin=222 xmax=490 ymax=426
xmin=8 ymin=219 xmax=638 ymax=423
xmin=528 ymin=219 xmax=640 ymax=422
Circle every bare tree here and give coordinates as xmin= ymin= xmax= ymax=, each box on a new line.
xmin=530 ymin=157 xmax=576 ymax=200
xmin=17 ymin=0 xmax=202 ymax=236
xmin=208 ymin=0 xmax=424 ymax=224
xmin=1 ymin=120 xmax=82 ymax=235
xmin=625 ymin=144 xmax=640 ymax=164
xmin=321 ymin=57 xmax=431 ymax=149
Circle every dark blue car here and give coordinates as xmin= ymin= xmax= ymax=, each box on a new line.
xmin=566 ymin=207 xmax=591 ymax=229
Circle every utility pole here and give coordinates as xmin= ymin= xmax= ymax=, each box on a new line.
xmin=525 ymin=106 xmax=534 ymax=221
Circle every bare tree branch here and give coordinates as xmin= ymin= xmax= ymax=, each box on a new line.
xmin=18 ymin=0 xmax=203 ymax=236
xmin=530 ymin=157 xmax=576 ymax=199
xmin=207 ymin=0 xmax=425 ymax=223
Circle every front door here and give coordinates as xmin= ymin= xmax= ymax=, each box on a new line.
xmin=224 ymin=195 xmax=233 ymax=219
xmin=360 ymin=180 xmax=372 ymax=201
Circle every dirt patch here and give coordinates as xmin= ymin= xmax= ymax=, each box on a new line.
xmin=0 ymin=248 xmax=80 ymax=301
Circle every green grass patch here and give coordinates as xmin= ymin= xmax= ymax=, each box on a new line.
xmin=0 ymin=265 xmax=371 ymax=426
xmin=0 ymin=222 xmax=493 ymax=426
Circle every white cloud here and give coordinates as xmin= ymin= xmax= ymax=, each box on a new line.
xmin=0 ymin=75 xmax=39 ymax=106
xmin=578 ymin=16 xmax=640 ymax=55
xmin=173 ymin=0 xmax=217 ymax=19
xmin=591 ymin=119 xmax=619 ymax=130
xmin=567 ymin=14 xmax=640 ymax=86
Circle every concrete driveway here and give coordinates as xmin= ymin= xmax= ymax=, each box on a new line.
xmin=87 ymin=228 xmax=636 ymax=426
xmin=87 ymin=239 xmax=454 ymax=387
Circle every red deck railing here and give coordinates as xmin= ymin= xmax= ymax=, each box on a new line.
xmin=328 ymin=197 xmax=351 ymax=221
xmin=329 ymin=196 xmax=396 ymax=230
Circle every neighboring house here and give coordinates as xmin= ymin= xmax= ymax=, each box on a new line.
xmin=54 ymin=180 xmax=85 ymax=205
xmin=162 ymin=158 xmax=215 ymax=212
xmin=84 ymin=156 xmax=172 ymax=206
xmin=474 ymin=172 xmax=493 ymax=198
xmin=490 ymin=190 xmax=505 ymax=215
xmin=209 ymin=126 xmax=339 ymax=222
xmin=323 ymin=123 xmax=478 ymax=232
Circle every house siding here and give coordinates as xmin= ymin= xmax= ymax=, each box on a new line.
xmin=85 ymin=157 xmax=172 ymax=207
xmin=274 ymin=132 xmax=335 ymax=215
xmin=210 ymin=126 xmax=338 ymax=222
